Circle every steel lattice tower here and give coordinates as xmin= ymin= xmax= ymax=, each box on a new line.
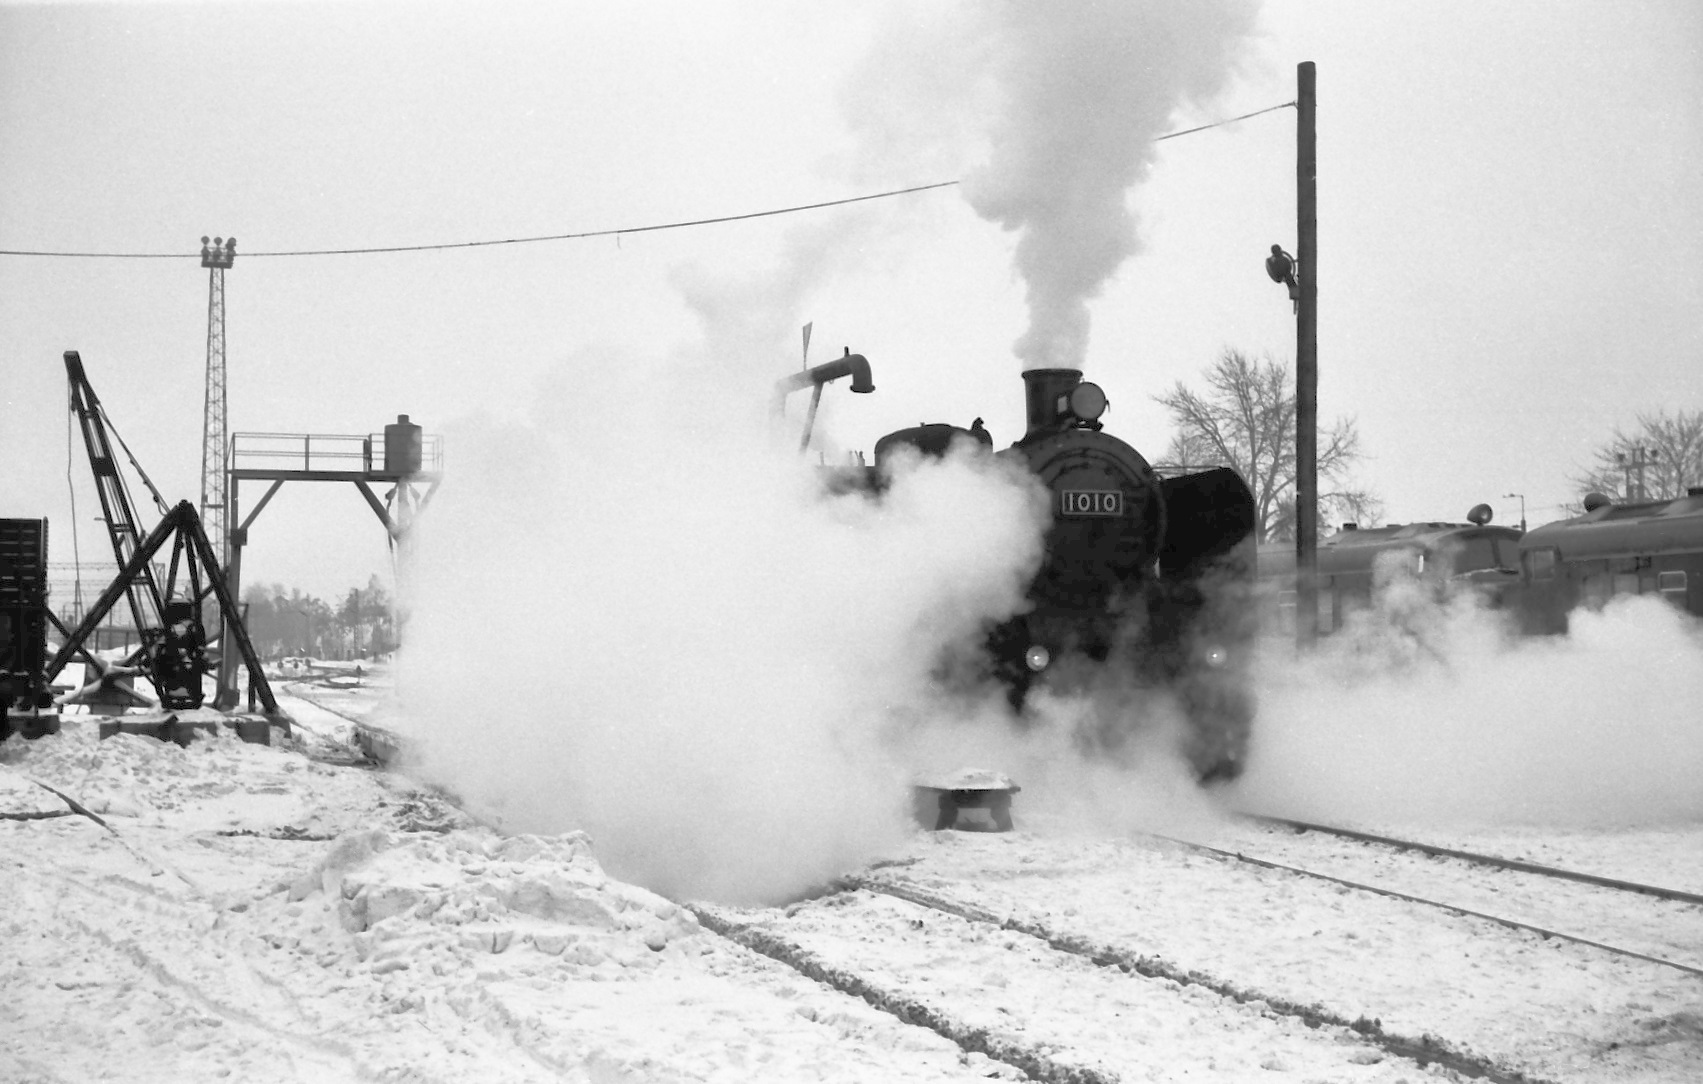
xmin=199 ymin=236 xmax=235 ymax=566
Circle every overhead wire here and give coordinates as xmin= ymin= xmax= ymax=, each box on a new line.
xmin=0 ymin=181 xmax=961 ymax=260
xmin=0 ymin=101 xmax=1293 ymax=261
xmin=1152 ymin=101 xmax=1295 ymax=143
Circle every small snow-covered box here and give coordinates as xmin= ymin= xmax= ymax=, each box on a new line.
xmin=912 ymin=768 xmax=1019 ymax=832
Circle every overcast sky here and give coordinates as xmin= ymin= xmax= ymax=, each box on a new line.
xmin=2 ymin=0 xmax=1699 ymax=603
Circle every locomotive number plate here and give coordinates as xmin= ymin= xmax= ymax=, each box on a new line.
xmin=1060 ymin=490 xmax=1123 ymax=516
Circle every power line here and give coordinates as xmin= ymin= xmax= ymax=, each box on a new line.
xmin=1153 ymin=101 xmax=1295 ymax=143
xmin=0 ymin=101 xmax=1294 ymax=261
xmin=0 ymin=181 xmax=960 ymax=260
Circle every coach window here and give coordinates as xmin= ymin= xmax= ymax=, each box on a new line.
xmin=1456 ymin=537 xmax=1498 ymax=573
xmin=1525 ymin=549 xmax=1557 ymax=580
xmin=1658 ymin=570 xmax=1687 ymax=602
xmin=1613 ymin=573 xmax=1640 ymax=596
xmin=1582 ymin=574 xmax=1611 ymax=609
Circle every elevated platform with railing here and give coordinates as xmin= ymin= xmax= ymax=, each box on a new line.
xmin=228 ymin=426 xmax=443 ymax=483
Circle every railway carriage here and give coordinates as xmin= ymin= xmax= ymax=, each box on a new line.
xmin=1258 ymin=511 xmax=1524 ymax=634
xmin=1516 ymin=489 xmax=1703 ymax=633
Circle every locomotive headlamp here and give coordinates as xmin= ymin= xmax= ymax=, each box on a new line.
xmin=1202 ymin=645 xmax=1229 ymax=668
xmin=1065 ymin=382 xmax=1107 ymax=422
xmin=1024 ymin=645 xmax=1051 ymax=672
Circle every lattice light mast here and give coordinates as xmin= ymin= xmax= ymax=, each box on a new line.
xmin=199 ymin=235 xmax=235 ymax=565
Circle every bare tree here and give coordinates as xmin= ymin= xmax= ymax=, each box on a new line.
xmin=1572 ymin=408 xmax=1703 ymax=505
xmin=1154 ymin=348 xmax=1380 ymax=542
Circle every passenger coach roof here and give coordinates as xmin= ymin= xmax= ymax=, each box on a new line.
xmin=1256 ymin=522 xmax=1521 ymax=577
xmin=1520 ymin=495 xmax=1703 ymax=560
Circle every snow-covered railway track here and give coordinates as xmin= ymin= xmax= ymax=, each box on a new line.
xmin=693 ymin=878 xmax=1541 ymax=1084
xmin=1245 ymin=815 xmax=1703 ymax=906
xmin=1180 ymin=818 xmax=1703 ymax=980
xmin=857 ymin=832 xmax=1703 ymax=1083
xmin=276 ymin=682 xmax=398 ymax=765
xmin=280 ymin=681 xmax=364 ymax=726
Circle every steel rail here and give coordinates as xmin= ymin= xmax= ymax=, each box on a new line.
xmin=842 ymin=874 xmax=1559 ymax=1084
xmin=1152 ymin=834 xmax=1703 ymax=981
xmin=1244 ymin=814 xmax=1703 ymax=907
xmin=690 ymin=902 xmax=1123 ymax=1084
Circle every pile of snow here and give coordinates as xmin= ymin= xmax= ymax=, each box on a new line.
xmin=0 ymin=715 xmax=1010 ymax=1082
xmin=291 ymin=827 xmax=701 ymax=962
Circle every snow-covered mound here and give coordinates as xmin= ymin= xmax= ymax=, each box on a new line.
xmin=0 ymin=716 xmax=1005 ymax=1082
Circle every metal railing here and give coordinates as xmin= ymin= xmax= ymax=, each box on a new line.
xmin=228 ymin=430 xmax=443 ymax=476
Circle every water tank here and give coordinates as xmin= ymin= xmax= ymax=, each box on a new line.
xmin=384 ymin=415 xmax=423 ymax=476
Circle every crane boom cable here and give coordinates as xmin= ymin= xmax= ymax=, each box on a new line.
xmin=98 ymin=401 xmax=173 ymax=518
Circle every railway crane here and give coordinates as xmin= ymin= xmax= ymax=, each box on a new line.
xmin=45 ymin=350 xmax=286 ymax=742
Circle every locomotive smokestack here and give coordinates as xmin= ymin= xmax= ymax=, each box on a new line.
xmin=1021 ymin=368 xmax=1083 ymax=438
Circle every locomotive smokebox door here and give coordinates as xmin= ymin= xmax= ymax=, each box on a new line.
xmin=912 ymin=768 xmax=1020 ymax=832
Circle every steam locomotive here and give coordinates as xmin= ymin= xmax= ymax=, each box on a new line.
xmin=859 ymin=368 xmax=1258 ymax=780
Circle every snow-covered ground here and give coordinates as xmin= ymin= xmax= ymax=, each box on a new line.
xmin=4 ymin=669 xmax=1700 ymax=1083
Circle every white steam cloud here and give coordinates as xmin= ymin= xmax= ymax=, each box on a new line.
xmin=847 ymin=1 xmax=1259 ymax=368
xmin=395 ymin=347 xmax=1053 ymax=904
xmin=1233 ymin=569 xmax=1703 ymax=828
xmin=385 ymin=4 xmax=1288 ymax=903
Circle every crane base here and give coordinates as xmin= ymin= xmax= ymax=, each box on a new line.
xmin=96 ymin=712 xmax=288 ymax=748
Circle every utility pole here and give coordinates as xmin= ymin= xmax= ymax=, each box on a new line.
xmin=1294 ymin=63 xmax=1320 ymax=645
xmin=1262 ymin=63 xmax=1318 ymax=646
xmin=199 ymin=236 xmax=235 ymax=565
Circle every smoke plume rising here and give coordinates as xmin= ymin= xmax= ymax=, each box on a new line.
xmin=848 ymin=1 xmax=1259 ymax=369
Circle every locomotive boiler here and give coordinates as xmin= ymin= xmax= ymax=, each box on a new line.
xmin=870 ymin=368 xmax=1258 ymax=780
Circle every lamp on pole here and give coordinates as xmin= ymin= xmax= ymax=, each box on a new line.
xmin=1503 ymin=492 xmax=1527 ymax=532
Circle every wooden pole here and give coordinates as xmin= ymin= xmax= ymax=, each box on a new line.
xmin=1295 ymin=61 xmax=1319 ymax=645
